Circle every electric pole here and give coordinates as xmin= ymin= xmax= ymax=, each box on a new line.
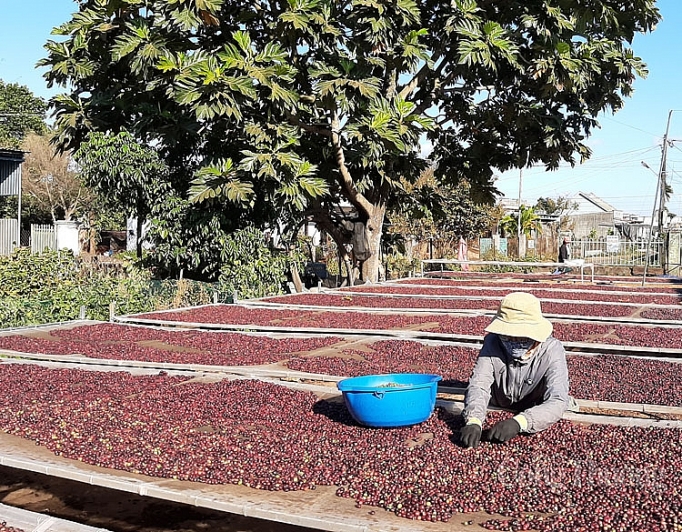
xmin=517 ymin=168 xmax=523 ymax=259
xmin=643 ymin=109 xmax=678 ymax=284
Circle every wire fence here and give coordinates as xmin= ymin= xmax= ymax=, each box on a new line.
xmin=573 ymin=239 xmax=664 ymax=267
xmin=478 ymin=237 xmax=665 ymax=267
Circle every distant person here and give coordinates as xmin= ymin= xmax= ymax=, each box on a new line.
xmin=459 ymin=292 xmax=571 ymax=448
xmin=558 ymin=237 xmax=571 ymax=263
xmin=458 ymin=236 xmax=469 ymax=271
xmin=555 ymin=237 xmax=572 ymax=274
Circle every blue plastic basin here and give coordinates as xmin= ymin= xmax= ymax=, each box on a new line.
xmin=336 ymin=373 xmax=442 ymax=428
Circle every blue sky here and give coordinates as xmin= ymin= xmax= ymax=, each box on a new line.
xmin=1 ymin=0 xmax=681 ymax=216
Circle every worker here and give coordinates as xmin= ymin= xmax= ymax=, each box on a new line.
xmin=555 ymin=237 xmax=572 ymax=274
xmin=459 ymin=292 xmax=570 ymax=448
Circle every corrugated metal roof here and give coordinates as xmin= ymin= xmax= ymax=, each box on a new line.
xmin=0 ymin=149 xmax=25 ymax=162
xmin=578 ymin=191 xmax=617 ymax=212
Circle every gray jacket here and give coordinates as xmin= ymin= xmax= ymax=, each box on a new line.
xmin=463 ymin=333 xmax=570 ymax=433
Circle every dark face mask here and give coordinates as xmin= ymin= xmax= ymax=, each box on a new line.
xmin=499 ymin=336 xmax=536 ymax=359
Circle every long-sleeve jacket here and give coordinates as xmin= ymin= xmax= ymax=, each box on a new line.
xmin=558 ymin=243 xmax=570 ymax=263
xmin=463 ymin=333 xmax=570 ymax=433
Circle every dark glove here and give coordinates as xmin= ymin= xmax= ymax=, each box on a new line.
xmin=485 ymin=418 xmax=521 ymax=443
xmin=460 ymin=424 xmax=482 ymax=448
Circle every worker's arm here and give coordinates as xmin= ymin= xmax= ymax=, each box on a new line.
xmin=517 ymin=339 xmax=570 ymax=433
xmin=463 ymin=336 xmax=498 ymax=428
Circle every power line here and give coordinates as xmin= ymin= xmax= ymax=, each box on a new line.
xmin=496 ymin=146 xmax=660 ymax=182
xmin=600 ymin=116 xmax=661 ymax=138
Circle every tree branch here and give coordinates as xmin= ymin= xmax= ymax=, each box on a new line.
xmin=330 ymin=106 xmax=373 ymax=218
xmin=285 ymin=110 xmax=333 ymax=138
xmin=398 ymin=53 xmax=443 ymax=101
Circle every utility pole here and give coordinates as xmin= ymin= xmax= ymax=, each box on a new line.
xmin=658 ymin=121 xmax=671 ymax=234
xmin=517 ymin=168 xmax=523 ymax=259
xmin=643 ymin=109 xmax=678 ymax=285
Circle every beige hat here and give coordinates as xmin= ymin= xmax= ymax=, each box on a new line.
xmin=485 ymin=292 xmax=553 ymax=342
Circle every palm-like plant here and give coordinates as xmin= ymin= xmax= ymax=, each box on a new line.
xmin=499 ymin=205 xmax=542 ymax=239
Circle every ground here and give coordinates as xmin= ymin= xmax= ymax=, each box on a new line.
xmin=0 ymin=466 xmax=316 ymax=532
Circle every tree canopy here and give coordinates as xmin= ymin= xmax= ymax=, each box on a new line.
xmin=21 ymin=132 xmax=94 ymax=224
xmin=40 ymin=0 xmax=660 ymax=281
xmin=387 ymin=168 xmax=492 ymax=247
xmin=0 ymin=80 xmax=47 ymax=149
xmin=74 ymin=131 xmax=171 ymax=256
xmin=535 ymin=196 xmax=578 ymax=217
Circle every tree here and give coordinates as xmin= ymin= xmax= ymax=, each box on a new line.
xmin=535 ymin=194 xmax=578 ymax=234
xmin=21 ymin=132 xmax=94 ymax=223
xmin=387 ymin=168 xmax=492 ymax=257
xmin=499 ymin=205 xmax=542 ymax=240
xmin=74 ymin=131 xmax=170 ymax=257
xmin=0 ymin=80 xmax=47 ymax=149
xmin=40 ymin=0 xmax=660 ymax=282
xmin=145 ymin=194 xmax=242 ymax=280
xmin=535 ymin=196 xmax=578 ymax=217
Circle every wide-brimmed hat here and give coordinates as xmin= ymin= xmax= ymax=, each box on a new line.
xmin=485 ymin=292 xmax=553 ymax=343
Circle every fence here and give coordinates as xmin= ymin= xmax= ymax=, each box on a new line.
xmin=30 ymin=224 xmax=57 ymax=253
xmin=573 ymin=239 xmax=664 ymax=267
xmin=0 ymin=219 xmax=18 ymax=256
xmin=474 ymin=237 xmax=664 ymax=267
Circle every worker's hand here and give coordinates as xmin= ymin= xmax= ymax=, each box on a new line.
xmin=459 ymin=424 xmax=483 ymax=448
xmin=485 ymin=418 xmax=521 ymax=443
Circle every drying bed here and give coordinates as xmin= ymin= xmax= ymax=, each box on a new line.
xmin=419 ymin=271 xmax=682 ymax=285
xmin=397 ymin=276 xmax=682 ymax=293
xmin=135 ymin=300 xmax=644 ymax=320
xmin=0 ymin=325 xmax=341 ymax=367
xmin=0 ymin=320 xmax=669 ymax=355
xmin=259 ymin=294 xmax=655 ymax=319
xmin=0 ymin=364 xmax=680 ymax=531
xmin=338 ymin=284 xmax=682 ymax=305
xmin=124 ymin=305 xmax=682 ymax=345
xmin=131 ymin=305 xmax=495 ymax=331
xmin=4 ymin=324 xmax=682 ymax=407
xmin=552 ymin=321 xmax=682 ymax=350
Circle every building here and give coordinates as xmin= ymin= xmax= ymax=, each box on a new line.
xmin=566 ymin=192 xmax=648 ymax=240
xmin=0 ymin=149 xmax=24 ymax=255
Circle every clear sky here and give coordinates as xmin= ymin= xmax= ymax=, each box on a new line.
xmin=1 ymin=0 xmax=681 ymax=217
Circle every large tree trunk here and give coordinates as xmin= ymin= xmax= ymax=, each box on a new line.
xmin=307 ymin=200 xmax=386 ymax=286
xmin=359 ymin=206 xmax=386 ymax=283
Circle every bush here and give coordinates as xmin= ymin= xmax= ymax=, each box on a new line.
xmin=0 ymin=229 xmax=308 ymax=328
xmin=0 ymin=249 xmax=219 ymax=328
xmin=217 ymin=227 xmax=305 ymax=300
xmin=385 ymin=253 xmax=420 ymax=279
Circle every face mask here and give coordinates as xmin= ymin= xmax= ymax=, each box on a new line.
xmin=499 ymin=336 xmax=536 ymax=359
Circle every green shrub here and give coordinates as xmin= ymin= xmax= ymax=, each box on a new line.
xmin=217 ymin=227 xmax=305 ymax=300
xmin=0 ymin=229 xmax=308 ymax=328
xmin=385 ymin=253 xmax=420 ymax=279
xmin=0 ymin=249 xmax=216 ymax=327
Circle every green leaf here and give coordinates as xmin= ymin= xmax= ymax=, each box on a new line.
xmin=556 ymin=41 xmax=571 ymax=55
xmin=232 ymin=31 xmax=252 ymax=54
xmin=279 ymin=11 xmax=310 ymax=29
xmin=112 ymin=34 xmax=142 ymax=60
xmin=298 ymin=176 xmax=328 ymax=197
xmin=370 ymin=111 xmax=391 ymax=130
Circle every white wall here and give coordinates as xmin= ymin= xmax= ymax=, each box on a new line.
xmin=55 ymin=221 xmax=80 ymax=256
